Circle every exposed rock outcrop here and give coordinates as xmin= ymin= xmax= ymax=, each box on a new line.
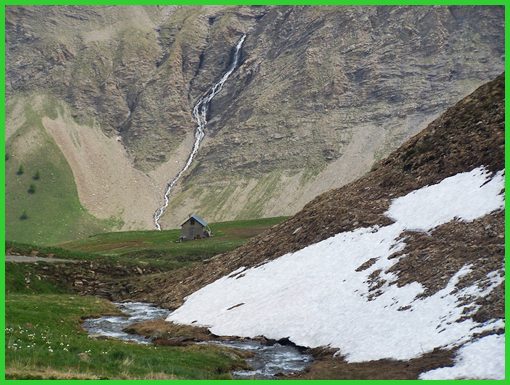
xmin=6 ymin=6 xmax=504 ymax=238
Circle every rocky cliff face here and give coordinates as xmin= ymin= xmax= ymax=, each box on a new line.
xmin=168 ymin=6 xmax=504 ymax=227
xmin=6 ymin=6 xmax=262 ymax=169
xmin=6 ymin=6 xmax=504 ymax=238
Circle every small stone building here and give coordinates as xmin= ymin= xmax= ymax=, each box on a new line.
xmin=180 ymin=214 xmax=212 ymax=240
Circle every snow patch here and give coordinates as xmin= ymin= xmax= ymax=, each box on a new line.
xmin=386 ymin=168 xmax=504 ymax=231
xmin=167 ymin=167 xmax=504 ymax=374
xmin=419 ymin=334 xmax=505 ymax=380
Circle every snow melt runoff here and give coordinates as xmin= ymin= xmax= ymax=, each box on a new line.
xmin=167 ymin=166 xmax=505 ymax=379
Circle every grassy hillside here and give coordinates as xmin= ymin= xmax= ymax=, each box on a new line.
xmin=5 ymin=97 xmax=119 ymax=245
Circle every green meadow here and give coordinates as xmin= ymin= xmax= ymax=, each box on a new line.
xmin=5 ymin=292 xmax=247 ymax=379
xmin=8 ymin=216 xmax=287 ymax=269
xmin=5 ymin=217 xmax=287 ymax=379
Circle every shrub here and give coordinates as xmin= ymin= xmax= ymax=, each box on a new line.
xmin=33 ymin=171 xmax=40 ymax=180
xmin=16 ymin=165 xmax=24 ymax=175
xmin=27 ymin=184 xmax=36 ymax=194
xmin=19 ymin=211 xmax=28 ymax=220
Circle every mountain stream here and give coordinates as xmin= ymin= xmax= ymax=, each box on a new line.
xmin=82 ymin=301 xmax=312 ymax=379
xmin=153 ymin=34 xmax=247 ymax=230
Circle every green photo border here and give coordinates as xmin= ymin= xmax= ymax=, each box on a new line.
xmin=1 ymin=0 xmax=507 ymax=383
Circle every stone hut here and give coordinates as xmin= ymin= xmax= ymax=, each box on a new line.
xmin=180 ymin=214 xmax=212 ymax=240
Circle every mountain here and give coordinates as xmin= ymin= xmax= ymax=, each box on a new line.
xmin=5 ymin=6 xmax=504 ymax=244
xmin=145 ymin=74 xmax=504 ymax=379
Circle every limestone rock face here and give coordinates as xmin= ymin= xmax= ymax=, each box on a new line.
xmin=6 ymin=6 xmax=504 ymax=232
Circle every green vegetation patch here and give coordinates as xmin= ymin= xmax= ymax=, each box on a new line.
xmin=56 ymin=216 xmax=287 ymax=268
xmin=6 ymin=217 xmax=286 ymax=270
xmin=5 ymin=262 xmax=70 ymax=295
xmin=5 ymin=98 xmax=119 ymax=245
xmin=5 ymin=294 xmax=245 ymax=379
xmin=238 ymin=171 xmax=284 ymax=219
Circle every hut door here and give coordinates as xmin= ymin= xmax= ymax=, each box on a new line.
xmin=190 ymin=226 xmax=195 ymax=239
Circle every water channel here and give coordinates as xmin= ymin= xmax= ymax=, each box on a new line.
xmin=82 ymin=301 xmax=312 ymax=379
xmin=153 ymin=34 xmax=247 ymax=230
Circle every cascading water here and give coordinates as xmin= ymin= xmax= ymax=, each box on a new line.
xmin=153 ymin=34 xmax=247 ymax=230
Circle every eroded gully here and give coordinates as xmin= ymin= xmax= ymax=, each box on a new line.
xmin=153 ymin=34 xmax=247 ymax=230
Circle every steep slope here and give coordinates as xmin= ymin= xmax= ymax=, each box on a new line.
xmin=147 ymin=74 xmax=503 ymax=379
xmin=5 ymin=6 xmax=262 ymax=241
xmin=5 ymin=96 xmax=118 ymax=244
xmin=6 ymin=6 xmax=504 ymax=238
xmin=169 ymin=168 xmax=504 ymax=371
xmin=139 ymin=73 xmax=505 ymax=308
xmin=160 ymin=6 xmax=504 ymax=227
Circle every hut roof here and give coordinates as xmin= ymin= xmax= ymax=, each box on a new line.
xmin=182 ymin=214 xmax=208 ymax=227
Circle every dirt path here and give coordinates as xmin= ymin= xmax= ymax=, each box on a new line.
xmin=5 ymin=255 xmax=79 ymax=263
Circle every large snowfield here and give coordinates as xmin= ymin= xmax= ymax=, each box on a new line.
xmin=167 ymin=167 xmax=505 ymax=379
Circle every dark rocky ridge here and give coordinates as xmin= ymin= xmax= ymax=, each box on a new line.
xmin=139 ymin=73 xmax=504 ymax=313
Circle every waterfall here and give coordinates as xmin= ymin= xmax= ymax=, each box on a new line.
xmin=153 ymin=34 xmax=247 ymax=230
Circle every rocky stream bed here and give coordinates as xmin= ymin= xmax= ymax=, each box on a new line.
xmin=82 ymin=301 xmax=312 ymax=379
